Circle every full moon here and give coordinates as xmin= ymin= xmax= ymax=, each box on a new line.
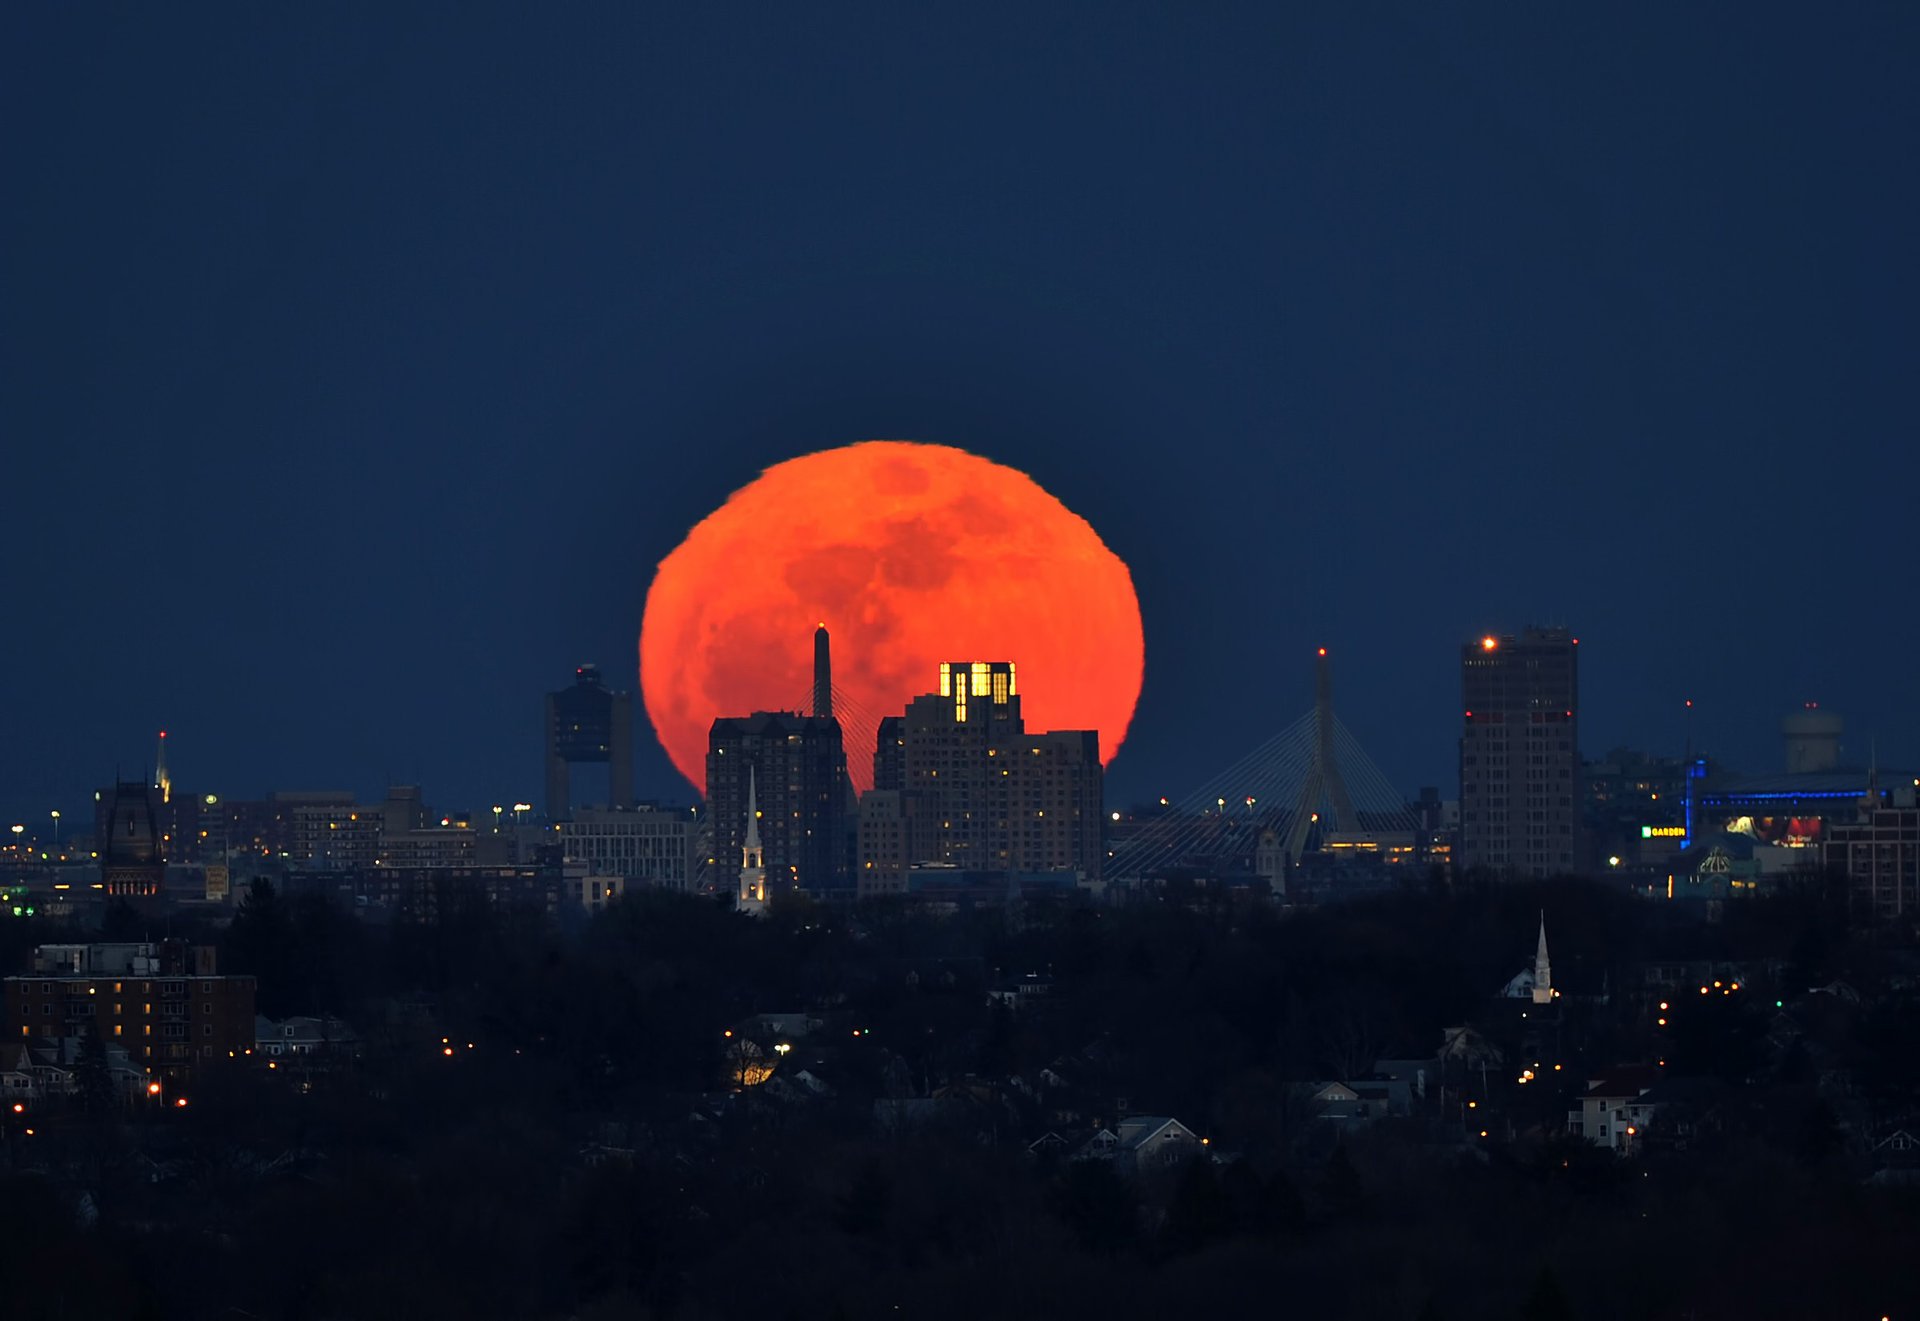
xmin=640 ymin=441 xmax=1144 ymax=794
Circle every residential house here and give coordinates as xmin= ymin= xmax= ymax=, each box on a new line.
xmin=1112 ymin=1115 xmax=1206 ymax=1175
xmin=1569 ymin=1065 xmax=1664 ymax=1151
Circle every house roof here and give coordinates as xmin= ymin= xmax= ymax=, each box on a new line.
xmin=1582 ymin=1065 xmax=1663 ymax=1100
xmin=1115 ymin=1116 xmax=1197 ymax=1151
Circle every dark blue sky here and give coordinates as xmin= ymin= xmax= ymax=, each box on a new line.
xmin=4 ymin=4 xmax=1915 ymax=822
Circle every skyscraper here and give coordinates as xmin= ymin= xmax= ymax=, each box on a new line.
xmin=861 ymin=660 xmax=1102 ymax=893
xmin=545 ymin=665 xmax=634 ymax=821
xmin=707 ymin=711 xmax=849 ymax=897
xmin=1460 ymin=627 xmax=1579 ymax=877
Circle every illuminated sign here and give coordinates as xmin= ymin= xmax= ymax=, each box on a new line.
xmin=1641 ymin=826 xmax=1686 ymax=839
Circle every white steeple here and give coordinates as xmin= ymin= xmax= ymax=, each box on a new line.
xmin=1531 ymin=912 xmax=1553 ymax=1005
xmin=738 ymin=764 xmax=767 ymax=915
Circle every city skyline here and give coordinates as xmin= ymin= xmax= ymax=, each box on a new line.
xmin=6 ymin=10 xmax=1918 ymax=1318
xmin=0 ymin=621 xmax=1906 ymax=829
xmin=6 ymin=6 xmax=1915 ymax=821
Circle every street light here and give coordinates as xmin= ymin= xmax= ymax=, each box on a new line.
xmin=491 ymin=806 xmax=503 ymax=833
xmin=49 ymin=810 xmax=60 ymax=851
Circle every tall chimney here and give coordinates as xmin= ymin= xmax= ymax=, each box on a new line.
xmin=813 ymin=625 xmax=832 ymax=719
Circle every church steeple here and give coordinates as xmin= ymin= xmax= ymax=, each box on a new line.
xmin=738 ymin=764 xmax=767 ymax=915
xmin=1531 ymin=912 xmax=1553 ymax=1005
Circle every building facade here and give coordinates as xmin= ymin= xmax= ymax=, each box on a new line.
xmin=98 ymin=779 xmax=167 ymax=896
xmin=2 ymin=942 xmax=255 ymax=1085
xmin=1826 ymin=785 xmax=1920 ymax=923
xmin=1460 ymin=627 xmax=1579 ymax=877
xmin=861 ymin=661 xmax=1102 ymax=893
xmin=546 ymin=665 xmax=635 ymax=820
xmin=707 ymin=712 xmax=849 ymax=897
xmin=557 ymin=805 xmax=696 ymax=892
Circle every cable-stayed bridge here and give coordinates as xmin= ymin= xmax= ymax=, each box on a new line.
xmin=1106 ymin=650 xmax=1421 ymax=882
xmin=777 ymin=681 xmax=883 ymax=785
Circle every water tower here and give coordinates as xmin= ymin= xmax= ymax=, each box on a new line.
xmin=1782 ymin=703 xmax=1842 ymax=773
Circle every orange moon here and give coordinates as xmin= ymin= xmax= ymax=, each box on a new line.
xmin=639 ymin=440 xmax=1144 ymax=794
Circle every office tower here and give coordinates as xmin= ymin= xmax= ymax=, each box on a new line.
xmin=861 ymin=660 xmax=1102 ymax=889
xmin=556 ymin=805 xmax=697 ymax=893
xmin=707 ymin=711 xmax=849 ymax=897
xmin=382 ymin=785 xmax=427 ymax=837
xmin=545 ymin=665 xmax=634 ymax=820
xmin=1460 ymin=627 xmax=1579 ymax=876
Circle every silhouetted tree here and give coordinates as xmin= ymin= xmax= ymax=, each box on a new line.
xmin=1520 ymin=1265 xmax=1575 ymax=1321
xmin=1320 ymin=1143 xmax=1365 ymax=1219
xmin=1162 ymin=1156 xmax=1233 ymax=1255
xmin=1053 ymin=1159 xmax=1137 ymax=1252
xmin=835 ymin=1159 xmax=892 ymax=1238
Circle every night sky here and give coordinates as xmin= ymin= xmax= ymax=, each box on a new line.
xmin=5 ymin=5 xmax=1915 ymax=823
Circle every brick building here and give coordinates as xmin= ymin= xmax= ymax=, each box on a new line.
xmin=2 ymin=941 xmax=256 ymax=1085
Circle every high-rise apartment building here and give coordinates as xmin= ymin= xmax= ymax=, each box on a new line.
xmin=707 ymin=712 xmax=849 ymax=897
xmin=861 ymin=661 xmax=1102 ymax=895
xmin=1460 ymin=627 xmax=1579 ymax=876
